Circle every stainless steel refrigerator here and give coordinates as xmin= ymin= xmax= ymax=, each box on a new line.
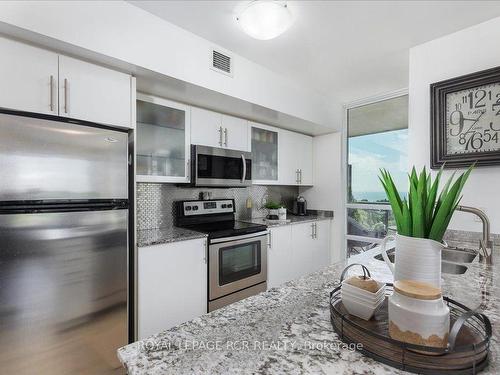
xmin=0 ymin=111 xmax=129 ymax=374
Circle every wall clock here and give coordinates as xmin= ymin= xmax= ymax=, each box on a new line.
xmin=430 ymin=66 xmax=500 ymax=169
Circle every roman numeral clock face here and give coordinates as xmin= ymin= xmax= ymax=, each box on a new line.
xmin=445 ymin=83 xmax=500 ymax=155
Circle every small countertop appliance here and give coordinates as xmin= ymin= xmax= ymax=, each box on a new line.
xmin=292 ymin=196 xmax=307 ymax=216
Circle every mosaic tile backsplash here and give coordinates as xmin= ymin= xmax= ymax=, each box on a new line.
xmin=137 ymin=183 xmax=299 ymax=230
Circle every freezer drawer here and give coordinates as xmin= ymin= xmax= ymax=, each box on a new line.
xmin=0 ymin=209 xmax=128 ymax=374
xmin=0 ymin=111 xmax=128 ymax=201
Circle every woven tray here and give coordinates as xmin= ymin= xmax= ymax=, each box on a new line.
xmin=330 ymin=279 xmax=492 ymax=374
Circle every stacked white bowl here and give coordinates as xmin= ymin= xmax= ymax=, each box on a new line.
xmin=340 ymin=264 xmax=386 ymax=320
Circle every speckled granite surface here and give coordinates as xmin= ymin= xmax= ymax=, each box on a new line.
xmin=137 ymin=227 xmax=207 ymax=247
xmin=119 ymin=243 xmax=498 ymax=374
xmin=246 ymin=215 xmax=332 ymax=228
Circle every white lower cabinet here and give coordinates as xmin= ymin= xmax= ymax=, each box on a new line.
xmin=268 ymin=220 xmax=331 ymax=288
xmin=310 ymin=220 xmax=331 ymax=271
xmin=291 ymin=222 xmax=315 ymax=278
xmin=138 ymin=238 xmax=207 ymax=340
xmin=267 ymin=225 xmax=293 ymax=289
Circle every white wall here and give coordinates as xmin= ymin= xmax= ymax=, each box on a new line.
xmin=0 ymin=0 xmax=331 ymax=130
xmin=301 ymin=132 xmax=343 ymax=263
xmin=409 ymin=17 xmax=500 ymax=234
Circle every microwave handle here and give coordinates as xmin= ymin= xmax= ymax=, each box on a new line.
xmin=241 ymin=154 xmax=246 ymax=183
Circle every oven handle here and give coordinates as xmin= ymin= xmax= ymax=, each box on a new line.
xmin=210 ymin=230 xmax=268 ymax=244
xmin=241 ymin=154 xmax=246 ymax=183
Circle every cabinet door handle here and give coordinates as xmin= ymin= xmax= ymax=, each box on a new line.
xmin=311 ymin=223 xmax=315 ymax=239
xmin=204 ymin=239 xmax=208 ymax=264
xmin=218 ymin=126 xmax=223 ymax=146
xmin=299 ymin=169 xmax=303 ymax=184
xmin=241 ymin=154 xmax=246 ymax=183
xmin=268 ymin=231 xmax=272 ymax=249
xmin=64 ymin=78 xmax=68 ymax=114
xmin=224 ymin=128 xmax=228 ymax=147
xmin=186 ymin=159 xmax=190 ymax=179
xmin=314 ymin=223 xmax=317 ymax=239
xmin=296 ymin=169 xmax=300 ymax=184
xmin=49 ymin=75 xmax=54 ymax=112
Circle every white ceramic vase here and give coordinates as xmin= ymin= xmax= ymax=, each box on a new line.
xmin=380 ymin=234 xmax=443 ymax=288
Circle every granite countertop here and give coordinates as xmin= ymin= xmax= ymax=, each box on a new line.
xmin=119 ymin=242 xmax=498 ymax=375
xmin=137 ymin=227 xmax=207 ymax=247
xmin=246 ymin=214 xmax=333 ymax=228
xmin=137 ymin=214 xmax=332 ymax=247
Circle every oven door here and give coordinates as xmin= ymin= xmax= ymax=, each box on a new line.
xmin=209 ymin=232 xmax=267 ymax=301
xmin=193 ymin=145 xmax=252 ymax=187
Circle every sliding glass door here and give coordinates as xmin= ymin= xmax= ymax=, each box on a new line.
xmin=345 ymin=93 xmax=408 ymax=257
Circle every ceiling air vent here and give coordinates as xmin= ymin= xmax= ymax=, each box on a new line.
xmin=211 ymin=49 xmax=233 ymax=77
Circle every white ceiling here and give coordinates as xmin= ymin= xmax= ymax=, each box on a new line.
xmin=129 ymin=0 xmax=500 ymax=114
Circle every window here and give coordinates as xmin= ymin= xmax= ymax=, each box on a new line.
xmin=346 ymin=94 xmax=408 ymax=257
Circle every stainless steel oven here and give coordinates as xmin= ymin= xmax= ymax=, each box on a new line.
xmin=208 ymin=231 xmax=268 ymax=311
xmin=191 ymin=145 xmax=252 ymax=187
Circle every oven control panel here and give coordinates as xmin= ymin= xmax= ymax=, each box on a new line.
xmin=182 ymin=200 xmax=234 ymax=216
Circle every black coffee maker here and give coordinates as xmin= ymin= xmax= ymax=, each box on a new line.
xmin=292 ymin=196 xmax=307 ymax=216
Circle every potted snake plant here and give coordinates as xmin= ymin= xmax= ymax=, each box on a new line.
xmin=378 ymin=165 xmax=473 ymax=288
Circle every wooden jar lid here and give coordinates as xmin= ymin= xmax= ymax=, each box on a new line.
xmin=394 ymin=280 xmax=441 ymax=300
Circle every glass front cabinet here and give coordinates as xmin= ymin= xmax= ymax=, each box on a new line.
xmin=251 ymin=122 xmax=279 ymax=184
xmin=136 ymin=94 xmax=191 ymax=183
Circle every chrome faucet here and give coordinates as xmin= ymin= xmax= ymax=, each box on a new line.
xmin=456 ymin=206 xmax=493 ymax=265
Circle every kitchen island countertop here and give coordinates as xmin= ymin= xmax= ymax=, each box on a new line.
xmin=118 ymin=241 xmax=498 ymax=374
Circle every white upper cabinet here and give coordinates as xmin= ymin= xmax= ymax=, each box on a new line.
xmin=251 ymin=122 xmax=279 ymax=185
xmin=298 ymin=134 xmax=313 ymax=185
xmin=190 ymin=107 xmax=222 ymax=148
xmin=58 ymin=55 xmax=132 ymax=128
xmin=222 ymin=114 xmax=250 ymax=152
xmin=191 ymin=106 xmax=249 ymax=152
xmin=0 ymin=37 xmax=58 ymax=115
xmin=0 ymin=37 xmax=133 ymax=128
xmin=136 ymin=94 xmax=191 ymax=183
xmin=279 ymin=129 xmax=313 ymax=186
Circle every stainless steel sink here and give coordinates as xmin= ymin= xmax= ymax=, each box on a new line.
xmin=373 ymin=248 xmax=471 ymax=275
xmin=441 ymin=262 xmax=468 ymax=274
xmin=442 ymin=248 xmax=477 ymax=263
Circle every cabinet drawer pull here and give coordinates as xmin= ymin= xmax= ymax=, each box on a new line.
xmin=218 ymin=126 xmax=223 ymax=146
xmin=268 ymin=231 xmax=272 ymax=249
xmin=49 ymin=75 xmax=54 ymax=112
xmin=224 ymin=128 xmax=228 ymax=147
xmin=64 ymin=78 xmax=69 ymax=114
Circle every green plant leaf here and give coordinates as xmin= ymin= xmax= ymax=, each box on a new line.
xmin=380 ymin=164 xmax=473 ymax=242
xmin=411 ymin=168 xmax=426 ymax=238
xmin=429 ymin=166 xmax=472 ymax=241
xmin=425 ymin=166 xmax=443 ymax=236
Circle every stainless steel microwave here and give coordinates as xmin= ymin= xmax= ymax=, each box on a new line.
xmin=191 ymin=145 xmax=252 ymax=187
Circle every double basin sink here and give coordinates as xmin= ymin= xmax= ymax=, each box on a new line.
xmin=373 ymin=246 xmax=477 ymax=275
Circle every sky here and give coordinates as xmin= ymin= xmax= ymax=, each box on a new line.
xmin=348 ymin=129 xmax=408 ymax=200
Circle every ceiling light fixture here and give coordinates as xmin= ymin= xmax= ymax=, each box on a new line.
xmin=237 ymin=1 xmax=294 ymax=40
